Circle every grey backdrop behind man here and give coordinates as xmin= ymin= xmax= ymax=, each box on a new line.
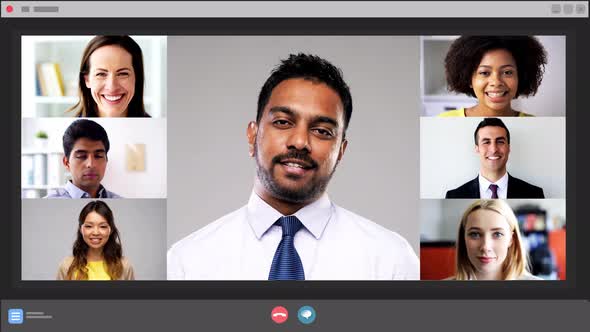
xmin=167 ymin=36 xmax=421 ymax=254
xmin=22 ymin=199 xmax=167 ymax=280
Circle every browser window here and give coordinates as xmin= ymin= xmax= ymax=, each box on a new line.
xmin=1 ymin=1 xmax=588 ymax=330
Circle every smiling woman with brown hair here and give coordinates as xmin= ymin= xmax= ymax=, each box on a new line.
xmin=67 ymin=35 xmax=151 ymax=117
xmin=57 ymin=201 xmax=134 ymax=280
xmin=440 ymin=36 xmax=547 ymax=117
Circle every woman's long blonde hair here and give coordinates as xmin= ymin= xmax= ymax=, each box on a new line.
xmin=455 ymin=199 xmax=530 ymax=280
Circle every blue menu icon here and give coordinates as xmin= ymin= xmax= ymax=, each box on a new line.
xmin=8 ymin=309 xmax=24 ymax=324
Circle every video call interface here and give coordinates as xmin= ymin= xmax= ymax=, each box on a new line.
xmin=2 ymin=1 xmax=589 ymax=330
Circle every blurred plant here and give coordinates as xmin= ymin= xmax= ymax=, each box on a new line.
xmin=35 ymin=130 xmax=48 ymax=139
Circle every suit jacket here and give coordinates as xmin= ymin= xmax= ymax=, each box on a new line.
xmin=445 ymin=174 xmax=545 ymax=199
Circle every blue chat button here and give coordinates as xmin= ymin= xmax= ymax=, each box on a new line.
xmin=297 ymin=305 xmax=316 ymax=324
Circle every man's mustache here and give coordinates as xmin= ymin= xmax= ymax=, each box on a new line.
xmin=271 ymin=150 xmax=318 ymax=169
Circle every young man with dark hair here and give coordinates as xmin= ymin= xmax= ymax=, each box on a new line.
xmin=45 ymin=119 xmax=121 ymax=198
xmin=445 ymin=117 xmax=544 ymax=199
xmin=168 ymin=53 xmax=418 ymax=280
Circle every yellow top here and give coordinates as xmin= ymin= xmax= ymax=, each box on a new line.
xmin=437 ymin=108 xmax=534 ymax=117
xmin=56 ymin=256 xmax=135 ymax=280
xmin=86 ymin=260 xmax=111 ymax=280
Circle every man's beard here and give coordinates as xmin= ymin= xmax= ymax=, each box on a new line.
xmin=254 ymin=142 xmax=337 ymax=204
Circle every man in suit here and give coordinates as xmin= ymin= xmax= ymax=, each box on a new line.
xmin=446 ymin=117 xmax=544 ymax=199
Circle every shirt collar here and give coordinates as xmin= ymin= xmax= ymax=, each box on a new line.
xmin=246 ymin=190 xmax=333 ymax=240
xmin=478 ymin=172 xmax=509 ymax=193
xmin=64 ymin=181 xmax=107 ymax=198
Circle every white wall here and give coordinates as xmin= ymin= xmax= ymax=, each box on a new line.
xmin=22 ymin=118 xmax=167 ymax=198
xmin=420 ymin=117 xmax=565 ymax=198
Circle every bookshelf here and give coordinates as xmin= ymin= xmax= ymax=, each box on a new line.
xmin=21 ymin=148 xmax=68 ymax=198
xmin=420 ymin=36 xmax=476 ymax=116
xmin=22 ymin=35 xmax=167 ymax=118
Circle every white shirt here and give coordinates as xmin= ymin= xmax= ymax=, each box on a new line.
xmin=167 ymin=191 xmax=419 ymax=280
xmin=478 ymin=172 xmax=508 ymax=199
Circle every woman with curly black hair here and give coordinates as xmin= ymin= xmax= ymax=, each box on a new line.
xmin=440 ymin=36 xmax=547 ymax=117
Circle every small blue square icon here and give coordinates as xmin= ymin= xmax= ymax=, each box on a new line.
xmin=8 ymin=309 xmax=24 ymax=324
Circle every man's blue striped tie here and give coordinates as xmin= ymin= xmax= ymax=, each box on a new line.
xmin=268 ymin=216 xmax=305 ymax=280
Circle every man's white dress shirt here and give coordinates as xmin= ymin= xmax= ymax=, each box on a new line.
xmin=167 ymin=191 xmax=419 ymax=280
xmin=478 ymin=172 xmax=509 ymax=199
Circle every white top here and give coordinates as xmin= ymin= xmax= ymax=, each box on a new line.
xmin=478 ymin=172 xmax=509 ymax=199
xmin=167 ymin=191 xmax=419 ymax=280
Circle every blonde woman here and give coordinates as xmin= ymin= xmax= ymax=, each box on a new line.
xmin=453 ymin=199 xmax=540 ymax=280
xmin=57 ymin=200 xmax=134 ymax=280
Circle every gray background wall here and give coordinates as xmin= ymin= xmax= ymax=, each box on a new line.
xmin=167 ymin=36 xmax=422 ymax=254
xmin=512 ymin=36 xmax=566 ymax=116
xmin=22 ymin=199 xmax=166 ymax=280
xmin=420 ymin=117 xmax=566 ymax=198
